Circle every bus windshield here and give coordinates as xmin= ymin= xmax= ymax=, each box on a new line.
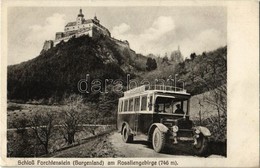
xmin=154 ymin=97 xmax=188 ymax=115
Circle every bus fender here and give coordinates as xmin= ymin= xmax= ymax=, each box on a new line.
xmin=148 ymin=123 xmax=169 ymax=134
xmin=148 ymin=123 xmax=169 ymax=142
xmin=194 ymin=126 xmax=211 ymax=136
xmin=121 ymin=122 xmax=134 ymax=135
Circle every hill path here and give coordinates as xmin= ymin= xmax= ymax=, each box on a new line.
xmin=49 ymin=131 xmax=224 ymax=158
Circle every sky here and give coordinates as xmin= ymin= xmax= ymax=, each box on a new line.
xmin=7 ymin=6 xmax=227 ymax=65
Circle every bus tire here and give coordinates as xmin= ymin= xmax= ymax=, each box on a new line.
xmin=193 ymin=134 xmax=209 ymax=156
xmin=122 ymin=125 xmax=133 ymax=143
xmin=152 ymin=127 xmax=166 ymax=153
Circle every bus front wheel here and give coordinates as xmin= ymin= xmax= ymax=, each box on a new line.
xmin=193 ymin=134 xmax=209 ymax=156
xmin=152 ymin=127 xmax=166 ymax=153
xmin=122 ymin=125 xmax=133 ymax=143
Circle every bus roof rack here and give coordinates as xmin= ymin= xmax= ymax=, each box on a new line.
xmin=124 ymin=85 xmax=187 ymax=97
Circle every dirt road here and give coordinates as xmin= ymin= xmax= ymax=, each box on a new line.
xmin=109 ymin=132 xmax=224 ymax=158
xmin=49 ymin=131 xmax=224 ymax=158
xmin=49 ymin=133 xmax=124 ymax=158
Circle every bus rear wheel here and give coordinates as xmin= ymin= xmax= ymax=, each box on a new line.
xmin=152 ymin=127 xmax=166 ymax=153
xmin=122 ymin=125 xmax=133 ymax=143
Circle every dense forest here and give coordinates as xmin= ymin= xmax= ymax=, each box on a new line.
xmin=136 ymin=46 xmax=227 ymax=96
xmin=7 ymin=35 xmax=226 ymax=126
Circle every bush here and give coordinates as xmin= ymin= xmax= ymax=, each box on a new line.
xmin=194 ymin=115 xmax=227 ymax=142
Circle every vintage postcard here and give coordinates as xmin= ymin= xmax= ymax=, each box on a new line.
xmin=0 ymin=0 xmax=259 ymax=167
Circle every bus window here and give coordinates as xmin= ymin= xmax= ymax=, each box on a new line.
xmin=155 ymin=103 xmax=171 ymax=113
xmin=149 ymin=95 xmax=153 ymax=111
xmin=155 ymin=97 xmax=173 ymax=113
xmin=141 ymin=95 xmax=147 ymax=111
xmin=119 ymin=100 xmax=123 ymax=112
xmin=183 ymin=100 xmax=188 ymax=114
xmin=173 ymin=100 xmax=188 ymax=114
xmin=129 ymin=98 xmax=134 ymax=111
xmin=134 ymin=97 xmax=140 ymax=111
xmin=124 ymin=99 xmax=128 ymax=112
xmin=164 ymin=102 xmax=171 ymax=113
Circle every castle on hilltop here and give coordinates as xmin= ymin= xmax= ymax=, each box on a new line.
xmin=42 ymin=9 xmax=129 ymax=51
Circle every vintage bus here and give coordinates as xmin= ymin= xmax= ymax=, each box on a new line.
xmin=117 ymin=85 xmax=211 ymax=155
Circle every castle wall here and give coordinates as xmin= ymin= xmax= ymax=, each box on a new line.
xmin=64 ymin=30 xmax=77 ymax=37
xmin=42 ymin=40 xmax=54 ymax=51
xmin=42 ymin=10 xmax=114 ymax=51
xmin=54 ymin=24 xmax=108 ymax=46
xmin=53 ymin=29 xmax=93 ymax=46
xmin=79 ymin=29 xmax=93 ymax=37
xmin=111 ymin=37 xmax=130 ymax=48
xmin=65 ymin=23 xmax=93 ymax=32
xmin=93 ymin=24 xmax=110 ymax=37
xmin=55 ymin=32 xmax=64 ymax=40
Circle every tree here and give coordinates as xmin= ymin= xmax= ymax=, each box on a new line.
xmin=8 ymin=117 xmax=31 ymax=157
xmin=203 ymin=85 xmax=227 ymax=127
xmin=170 ymin=50 xmax=183 ymax=63
xmin=97 ymin=85 xmax=122 ymax=124
xmin=61 ymin=94 xmax=85 ymax=144
xmin=189 ymin=47 xmax=227 ymax=141
xmin=190 ymin=53 xmax=197 ymax=60
xmin=152 ymin=59 xmax=157 ymax=69
xmin=161 ymin=53 xmax=169 ymax=64
xmin=83 ymin=103 xmax=99 ymax=136
xmin=12 ymin=117 xmax=29 ymax=136
xmin=30 ymin=112 xmax=54 ymax=154
xmin=146 ymin=57 xmax=157 ymax=71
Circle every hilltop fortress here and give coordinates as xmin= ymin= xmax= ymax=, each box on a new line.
xmin=42 ymin=9 xmax=129 ymax=51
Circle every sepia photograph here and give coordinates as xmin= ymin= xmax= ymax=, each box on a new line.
xmin=1 ymin=0 xmax=259 ymax=167
xmin=7 ymin=5 xmax=227 ymax=158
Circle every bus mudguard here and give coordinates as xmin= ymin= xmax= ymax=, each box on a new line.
xmin=121 ymin=122 xmax=134 ymax=134
xmin=149 ymin=123 xmax=169 ymax=134
xmin=194 ymin=126 xmax=211 ymax=137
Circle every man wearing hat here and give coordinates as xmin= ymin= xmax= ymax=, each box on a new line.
xmin=174 ymin=104 xmax=184 ymax=114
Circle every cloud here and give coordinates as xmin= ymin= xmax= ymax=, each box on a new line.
xmin=111 ymin=23 xmax=130 ymax=36
xmin=111 ymin=16 xmax=226 ymax=57
xmin=140 ymin=16 xmax=175 ymax=41
xmin=26 ymin=13 xmax=66 ymax=45
xmin=180 ymin=29 xmax=226 ymax=57
xmin=9 ymin=13 xmax=67 ymax=65
xmin=111 ymin=16 xmax=176 ymax=55
xmin=8 ymin=13 xmax=66 ymax=65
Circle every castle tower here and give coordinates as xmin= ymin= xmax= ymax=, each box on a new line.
xmin=94 ymin=13 xmax=100 ymax=24
xmin=77 ymin=9 xmax=84 ymax=25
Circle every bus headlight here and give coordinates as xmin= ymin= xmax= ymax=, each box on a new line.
xmin=172 ymin=125 xmax=179 ymax=133
xmin=195 ymin=128 xmax=200 ymax=134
